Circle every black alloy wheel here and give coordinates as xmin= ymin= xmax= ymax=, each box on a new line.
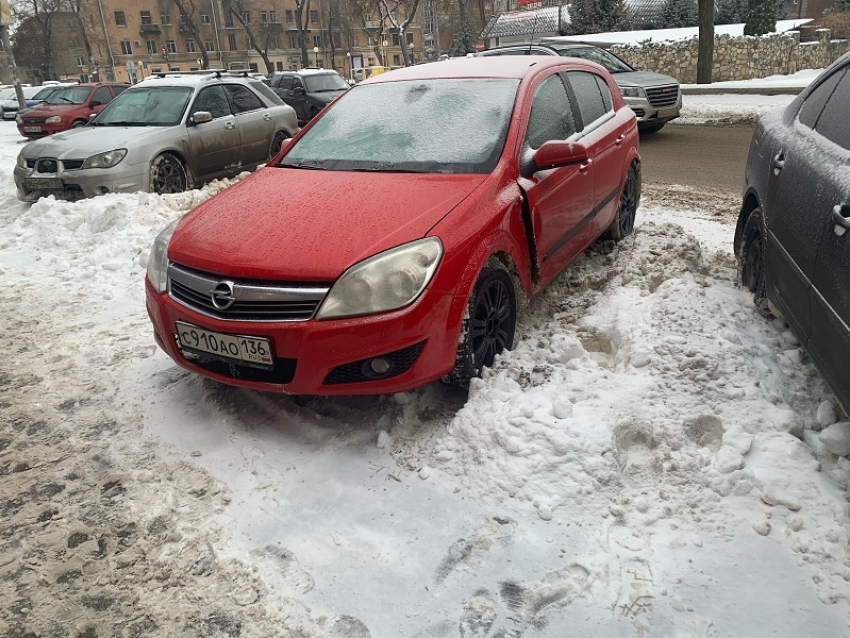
xmin=269 ymin=132 xmax=289 ymax=159
xmin=740 ymin=210 xmax=772 ymax=317
xmin=448 ymin=265 xmax=517 ymax=387
xmin=150 ymin=154 xmax=187 ymax=195
xmin=606 ymin=164 xmax=639 ymax=241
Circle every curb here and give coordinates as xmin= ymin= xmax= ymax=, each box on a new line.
xmin=681 ymin=86 xmax=804 ymax=96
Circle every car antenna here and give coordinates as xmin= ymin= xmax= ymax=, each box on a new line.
xmin=527 ymin=7 xmax=539 ymax=55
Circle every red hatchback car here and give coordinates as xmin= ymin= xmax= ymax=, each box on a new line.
xmin=145 ymin=57 xmax=640 ymax=395
xmin=17 ymin=83 xmax=129 ymax=138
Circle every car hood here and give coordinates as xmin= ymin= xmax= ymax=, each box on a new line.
xmin=613 ymin=70 xmax=679 ymax=88
xmin=22 ymin=103 xmax=84 ymax=116
xmin=21 ymin=126 xmax=171 ymax=159
xmin=169 ymin=167 xmax=488 ymax=281
xmin=308 ymin=89 xmax=347 ymax=103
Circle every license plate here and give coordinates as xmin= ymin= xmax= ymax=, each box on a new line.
xmin=23 ymin=126 xmax=41 ymax=133
xmin=25 ymin=178 xmax=62 ymax=189
xmin=175 ymin=322 xmax=273 ymax=368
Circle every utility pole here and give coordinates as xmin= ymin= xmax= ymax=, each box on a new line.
xmin=0 ymin=0 xmax=25 ymax=110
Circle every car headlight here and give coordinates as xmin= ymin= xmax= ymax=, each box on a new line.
xmin=316 ymin=237 xmax=443 ymax=320
xmin=620 ymin=87 xmax=642 ymax=98
xmin=146 ymin=218 xmax=181 ymax=293
xmin=82 ymin=149 xmax=127 ymax=169
xmin=45 ymin=115 xmax=62 ymax=123
xmin=16 ymin=153 xmax=26 ymax=168
xmin=15 ymin=115 xmax=22 ymax=124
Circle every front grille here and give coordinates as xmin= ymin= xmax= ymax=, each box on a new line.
xmin=36 ymin=159 xmax=58 ymax=174
xmin=23 ymin=118 xmax=46 ymax=124
xmin=168 ymin=262 xmax=330 ymax=322
xmin=25 ymin=159 xmax=35 ymax=169
xmin=645 ymin=85 xmax=679 ymax=108
xmin=324 ymin=341 xmax=425 ymax=385
xmin=631 ymin=108 xmax=646 ymax=118
xmin=180 ymin=348 xmax=297 ymax=384
xmin=63 ymin=160 xmax=84 ymax=170
xmin=2 ymin=106 xmax=17 ymax=112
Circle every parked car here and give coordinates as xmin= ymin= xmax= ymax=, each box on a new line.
xmin=268 ymin=69 xmax=349 ymax=123
xmin=477 ymin=43 xmax=681 ymax=133
xmin=145 ymin=57 xmax=640 ymax=395
xmin=16 ymin=83 xmax=129 ymax=138
xmin=735 ymin=52 xmax=850 ymax=414
xmin=2 ymin=85 xmax=62 ymax=121
xmin=14 ymin=73 xmax=299 ymax=201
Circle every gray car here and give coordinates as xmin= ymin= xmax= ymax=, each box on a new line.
xmin=14 ymin=73 xmax=299 ymax=201
xmin=476 ymin=43 xmax=681 ymax=133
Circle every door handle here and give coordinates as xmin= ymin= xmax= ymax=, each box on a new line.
xmin=264 ymin=113 xmax=271 ymax=121
xmin=579 ymin=158 xmax=593 ymax=173
xmin=615 ymin=134 xmax=625 ymax=146
xmin=225 ymin=121 xmax=236 ymax=130
xmin=832 ymin=203 xmax=850 ymax=230
xmin=772 ymin=151 xmax=785 ymax=174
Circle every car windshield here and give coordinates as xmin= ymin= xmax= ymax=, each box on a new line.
xmin=45 ymin=87 xmax=92 ymax=105
xmin=93 ymin=86 xmax=193 ymax=126
xmin=0 ymin=88 xmax=16 ymax=100
xmin=304 ymin=74 xmax=349 ymax=93
xmin=556 ymin=47 xmax=634 ymax=73
xmin=279 ymin=78 xmax=519 ymax=174
xmin=32 ymin=87 xmax=58 ymax=100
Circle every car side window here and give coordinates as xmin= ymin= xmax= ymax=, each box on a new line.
xmin=278 ymin=77 xmax=293 ymax=91
xmin=594 ymin=75 xmax=613 ymax=112
xmin=224 ymin=84 xmax=264 ymax=113
xmin=191 ymin=85 xmax=232 ymax=119
xmin=292 ymin=78 xmax=304 ymax=91
xmin=112 ymin=85 xmax=128 ymax=96
xmin=798 ymin=69 xmax=845 ymax=129
xmin=526 ymin=74 xmax=576 ymax=150
xmin=813 ymin=70 xmax=850 ymax=151
xmin=92 ymin=87 xmax=113 ymax=105
xmin=567 ymin=71 xmax=608 ymax=130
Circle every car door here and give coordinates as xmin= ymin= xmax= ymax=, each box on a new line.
xmin=288 ymin=77 xmax=308 ymax=120
xmin=185 ymin=85 xmax=241 ymax=182
xmin=565 ymin=70 xmax=631 ymax=240
xmin=223 ymin=83 xmax=275 ymax=166
xmin=89 ymin=86 xmax=114 ymax=117
xmin=762 ymin=68 xmax=847 ymax=339
xmin=517 ymin=71 xmax=592 ymax=284
xmin=805 ymin=66 xmax=850 ymax=410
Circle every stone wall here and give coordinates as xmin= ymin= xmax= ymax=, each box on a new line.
xmin=611 ymin=29 xmax=850 ymax=84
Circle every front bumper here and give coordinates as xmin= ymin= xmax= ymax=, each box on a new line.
xmin=2 ymin=108 xmax=18 ymax=121
xmin=14 ymin=161 xmax=149 ymax=201
xmin=145 ymin=278 xmax=460 ymax=395
xmin=624 ymin=93 xmax=682 ymax=126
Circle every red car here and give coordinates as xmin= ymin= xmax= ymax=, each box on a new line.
xmin=145 ymin=57 xmax=640 ymax=395
xmin=17 ymin=83 xmax=129 ymax=138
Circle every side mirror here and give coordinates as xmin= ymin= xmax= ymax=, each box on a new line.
xmin=293 ymin=86 xmax=305 ymax=95
xmin=89 ymin=100 xmax=102 ymax=107
xmin=532 ymin=140 xmax=589 ymax=172
xmin=191 ymin=111 xmax=213 ymax=125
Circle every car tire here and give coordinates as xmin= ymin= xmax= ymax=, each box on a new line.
xmin=71 ymin=120 xmax=87 ymax=128
xmin=739 ymin=209 xmax=772 ymax=318
xmin=447 ymin=263 xmax=517 ymax=388
xmin=150 ymin=153 xmax=187 ymax=195
xmin=604 ymin=163 xmax=639 ymax=242
xmin=640 ymin=122 xmax=665 ymax=134
xmin=309 ymin=107 xmax=320 ymax=120
xmin=268 ymin=131 xmax=289 ymax=160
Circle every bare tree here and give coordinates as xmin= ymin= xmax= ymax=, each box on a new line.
xmin=380 ymin=0 xmax=421 ymax=66
xmin=224 ymin=0 xmax=273 ymax=73
xmin=697 ymin=0 xmax=714 ymax=83
xmin=294 ymin=0 xmax=312 ymax=69
xmin=171 ymin=0 xmax=210 ymax=69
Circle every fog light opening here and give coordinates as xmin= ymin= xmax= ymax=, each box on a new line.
xmin=94 ymin=186 xmax=110 ymax=195
xmin=370 ymin=358 xmax=391 ymax=375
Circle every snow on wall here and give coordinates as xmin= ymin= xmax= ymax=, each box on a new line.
xmin=611 ymin=29 xmax=850 ymax=83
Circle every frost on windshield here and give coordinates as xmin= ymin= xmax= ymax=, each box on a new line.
xmin=282 ymin=79 xmax=520 ymax=173
xmin=96 ymin=87 xmax=193 ymax=126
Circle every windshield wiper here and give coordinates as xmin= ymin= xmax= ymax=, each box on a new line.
xmin=348 ymin=167 xmax=423 ymax=173
xmin=105 ymin=121 xmax=150 ymax=126
xmin=57 ymin=97 xmax=75 ymax=103
xmin=277 ymin=162 xmax=328 ymax=170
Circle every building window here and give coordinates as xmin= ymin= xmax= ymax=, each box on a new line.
xmin=393 ymin=54 xmax=400 ymax=66
xmin=161 ymin=13 xmax=171 ymax=26
xmin=285 ymin=9 xmax=293 ymax=23
xmin=189 ymin=66 xmax=200 ymax=71
xmin=76 ymin=56 xmax=84 ymax=67
xmin=407 ymin=33 xmax=414 ymax=45
xmin=228 ymin=33 xmax=237 ymax=50
xmin=205 ymin=40 xmax=215 ymax=52
xmin=272 ymin=36 xmax=280 ymax=49
xmin=241 ymin=11 xmax=250 ymax=23
xmin=313 ymin=35 xmax=321 ymax=48
xmin=245 ymin=37 xmax=254 ymax=50
xmin=151 ymin=67 xmax=162 ymax=73
xmin=332 ymin=33 xmax=341 ymax=48
xmin=269 ymin=11 xmax=276 ymax=22
xmin=392 ymin=34 xmax=400 ymax=46
xmin=276 ymin=61 xmax=283 ymax=71
xmin=201 ymin=13 xmax=210 ymax=24
xmin=140 ymin=11 xmax=151 ymax=25
xmin=120 ymin=40 xmax=132 ymax=54
xmin=169 ymin=65 xmax=181 ymax=71
xmin=186 ymin=39 xmax=196 ymax=52
xmin=225 ymin=13 xmax=234 ymax=28
xmin=289 ymin=36 xmax=297 ymax=49
xmin=166 ymin=40 xmax=177 ymax=54
xmin=260 ymin=11 xmax=268 ymax=23
xmin=114 ymin=11 xmax=126 ymax=26
xmin=146 ymin=39 xmax=157 ymax=54
xmin=310 ymin=10 xmax=318 ymax=23
xmin=249 ymin=63 xmax=258 ymax=72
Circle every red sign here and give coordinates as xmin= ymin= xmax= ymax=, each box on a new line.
xmin=516 ymin=0 xmax=543 ymax=6
xmin=473 ymin=41 xmax=486 ymax=52
xmin=506 ymin=10 xmax=538 ymax=20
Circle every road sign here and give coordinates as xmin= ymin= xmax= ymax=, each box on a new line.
xmin=126 ymin=60 xmax=136 ymax=70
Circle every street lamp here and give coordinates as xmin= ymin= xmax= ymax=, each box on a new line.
xmin=313 ymin=46 xmax=320 ymax=68
xmin=382 ymin=39 xmax=388 ymax=68
xmin=346 ymin=51 xmax=351 ymax=80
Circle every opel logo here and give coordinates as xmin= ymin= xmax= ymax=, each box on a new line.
xmin=211 ymin=281 xmax=236 ymax=310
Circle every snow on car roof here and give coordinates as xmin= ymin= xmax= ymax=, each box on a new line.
xmin=135 ymin=72 xmax=259 ymax=88
xmin=361 ymin=56 xmax=560 ymax=84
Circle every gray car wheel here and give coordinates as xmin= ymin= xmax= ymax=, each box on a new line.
xmin=71 ymin=120 xmax=87 ymax=128
xmin=739 ymin=209 xmax=772 ymax=317
xmin=150 ymin=153 xmax=187 ymax=195
xmin=604 ymin=164 xmax=639 ymax=242
xmin=268 ymin=132 xmax=289 ymax=160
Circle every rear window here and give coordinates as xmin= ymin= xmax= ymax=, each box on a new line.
xmin=557 ymin=47 xmax=633 ymax=74
xmin=249 ymin=80 xmax=284 ymax=105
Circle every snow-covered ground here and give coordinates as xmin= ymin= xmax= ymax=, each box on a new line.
xmin=2 ymin=114 xmax=849 ymax=638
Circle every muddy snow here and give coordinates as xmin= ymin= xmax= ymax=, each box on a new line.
xmin=2 ymin=114 xmax=849 ymax=638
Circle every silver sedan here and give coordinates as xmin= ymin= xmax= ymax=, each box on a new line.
xmin=14 ymin=74 xmax=299 ymax=201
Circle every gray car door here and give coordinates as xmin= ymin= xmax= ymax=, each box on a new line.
xmin=806 ymin=67 xmax=850 ymax=410
xmin=223 ymin=84 xmax=275 ymax=166
xmin=185 ymin=85 xmax=241 ymax=182
xmin=762 ymin=68 xmax=847 ymax=339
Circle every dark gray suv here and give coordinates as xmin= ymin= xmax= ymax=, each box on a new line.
xmin=735 ymin=52 xmax=850 ymax=414
xmin=476 ymin=43 xmax=681 ymax=133
xmin=268 ymin=69 xmax=349 ymax=124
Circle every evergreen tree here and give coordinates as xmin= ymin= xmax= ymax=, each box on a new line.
xmin=659 ymin=0 xmax=698 ymax=27
xmin=569 ymin=0 xmax=633 ymax=35
xmin=834 ymin=0 xmax=850 ymax=11
xmin=714 ymin=0 xmax=748 ymax=24
xmin=744 ymin=0 xmax=778 ymax=35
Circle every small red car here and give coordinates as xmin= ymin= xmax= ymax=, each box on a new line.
xmin=17 ymin=83 xmax=129 ymax=138
xmin=145 ymin=57 xmax=640 ymax=395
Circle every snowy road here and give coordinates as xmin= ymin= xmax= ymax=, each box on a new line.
xmin=2 ymin=100 xmax=849 ymax=638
